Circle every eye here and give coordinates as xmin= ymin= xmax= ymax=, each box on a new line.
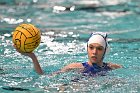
xmin=89 ymin=46 xmax=94 ymax=50
xmin=97 ymin=47 xmax=103 ymax=51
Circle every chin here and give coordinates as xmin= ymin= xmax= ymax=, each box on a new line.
xmin=91 ymin=60 xmax=97 ymax=64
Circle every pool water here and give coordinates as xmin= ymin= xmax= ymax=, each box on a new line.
xmin=0 ymin=0 xmax=140 ymax=93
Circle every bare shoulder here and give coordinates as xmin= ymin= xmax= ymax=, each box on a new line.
xmin=107 ymin=62 xmax=122 ymax=69
xmin=60 ymin=63 xmax=84 ymax=72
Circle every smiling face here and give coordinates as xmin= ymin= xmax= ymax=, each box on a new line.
xmin=87 ymin=43 xmax=105 ymax=65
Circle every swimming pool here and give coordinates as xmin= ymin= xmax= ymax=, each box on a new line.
xmin=0 ymin=0 xmax=140 ymax=93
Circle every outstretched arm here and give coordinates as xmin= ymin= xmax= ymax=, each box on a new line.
xmin=108 ymin=63 xmax=123 ymax=69
xmin=26 ymin=53 xmax=43 ymax=75
xmin=49 ymin=63 xmax=84 ymax=76
xmin=13 ymin=45 xmax=43 ymax=75
xmin=60 ymin=63 xmax=84 ymax=72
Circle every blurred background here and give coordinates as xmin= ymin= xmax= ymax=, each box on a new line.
xmin=0 ymin=0 xmax=140 ymax=93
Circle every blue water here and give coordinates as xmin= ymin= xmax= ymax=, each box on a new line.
xmin=0 ymin=0 xmax=140 ymax=93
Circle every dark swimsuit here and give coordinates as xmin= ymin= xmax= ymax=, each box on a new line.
xmin=82 ymin=62 xmax=112 ymax=76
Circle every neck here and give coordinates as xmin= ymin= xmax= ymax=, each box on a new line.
xmin=88 ymin=61 xmax=103 ymax=66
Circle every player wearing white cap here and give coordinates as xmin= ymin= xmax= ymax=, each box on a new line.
xmin=60 ymin=32 xmax=122 ymax=76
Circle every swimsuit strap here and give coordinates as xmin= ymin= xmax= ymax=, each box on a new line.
xmin=82 ymin=62 xmax=89 ymax=68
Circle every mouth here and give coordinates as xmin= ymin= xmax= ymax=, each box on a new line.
xmin=91 ymin=56 xmax=97 ymax=61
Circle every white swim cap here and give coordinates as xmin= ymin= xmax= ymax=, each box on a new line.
xmin=87 ymin=32 xmax=110 ymax=53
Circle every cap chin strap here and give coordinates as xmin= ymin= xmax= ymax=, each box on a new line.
xmin=101 ymin=45 xmax=107 ymax=60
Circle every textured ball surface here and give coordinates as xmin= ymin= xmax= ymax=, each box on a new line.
xmin=12 ymin=24 xmax=41 ymax=53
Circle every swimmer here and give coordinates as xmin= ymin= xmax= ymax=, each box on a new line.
xmin=60 ymin=32 xmax=122 ymax=76
xmin=14 ymin=32 xmax=122 ymax=75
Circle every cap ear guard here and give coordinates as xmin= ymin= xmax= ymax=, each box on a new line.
xmin=104 ymin=41 xmax=110 ymax=54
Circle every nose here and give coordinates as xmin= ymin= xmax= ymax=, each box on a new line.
xmin=92 ymin=48 xmax=97 ymax=55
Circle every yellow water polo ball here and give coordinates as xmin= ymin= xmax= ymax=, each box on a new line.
xmin=12 ymin=24 xmax=41 ymax=53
